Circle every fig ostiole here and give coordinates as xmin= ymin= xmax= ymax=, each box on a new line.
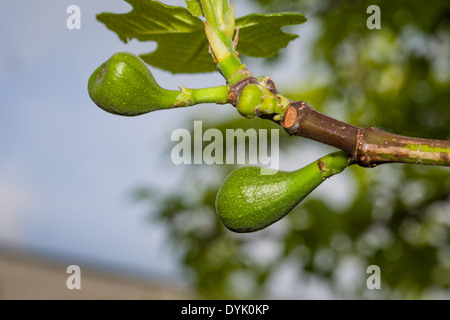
xmin=215 ymin=151 xmax=351 ymax=233
xmin=88 ymin=52 xmax=229 ymax=116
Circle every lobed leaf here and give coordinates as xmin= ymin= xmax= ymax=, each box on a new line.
xmin=97 ymin=0 xmax=216 ymax=73
xmin=235 ymin=12 xmax=307 ymax=57
xmin=185 ymin=0 xmax=204 ymax=17
xmin=97 ymin=0 xmax=307 ymax=73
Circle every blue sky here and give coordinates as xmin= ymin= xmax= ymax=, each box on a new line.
xmin=0 ymin=0 xmax=354 ymax=295
xmin=0 ymin=0 xmax=213 ymax=281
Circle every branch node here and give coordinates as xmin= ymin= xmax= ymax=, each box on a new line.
xmin=228 ymin=75 xmax=259 ymax=106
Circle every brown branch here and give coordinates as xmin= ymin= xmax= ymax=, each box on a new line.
xmin=281 ymin=101 xmax=450 ymax=167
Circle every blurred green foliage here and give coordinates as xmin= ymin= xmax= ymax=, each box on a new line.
xmin=133 ymin=0 xmax=450 ymax=299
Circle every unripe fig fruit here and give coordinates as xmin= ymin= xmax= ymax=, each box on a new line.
xmin=215 ymin=151 xmax=350 ymax=232
xmin=237 ymin=84 xmax=264 ymax=118
xmin=88 ymin=52 xmax=180 ymax=116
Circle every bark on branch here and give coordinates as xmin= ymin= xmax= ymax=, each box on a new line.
xmin=227 ymin=77 xmax=450 ymax=168
xmin=281 ymin=101 xmax=450 ymax=167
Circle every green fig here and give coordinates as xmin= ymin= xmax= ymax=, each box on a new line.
xmin=215 ymin=151 xmax=351 ymax=232
xmin=236 ymin=84 xmax=263 ymax=118
xmin=88 ymin=52 xmax=181 ymax=116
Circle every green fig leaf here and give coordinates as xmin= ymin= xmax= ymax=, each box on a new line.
xmin=235 ymin=13 xmax=307 ymax=57
xmin=97 ymin=0 xmax=307 ymax=73
xmin=185 ymin=0 xmax=204 ymax=17
xmin=97 ymin=0 xmax=215 ymax=73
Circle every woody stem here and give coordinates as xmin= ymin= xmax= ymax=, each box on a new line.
xmin=281 ymin=101 xmax=450 ymax=167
